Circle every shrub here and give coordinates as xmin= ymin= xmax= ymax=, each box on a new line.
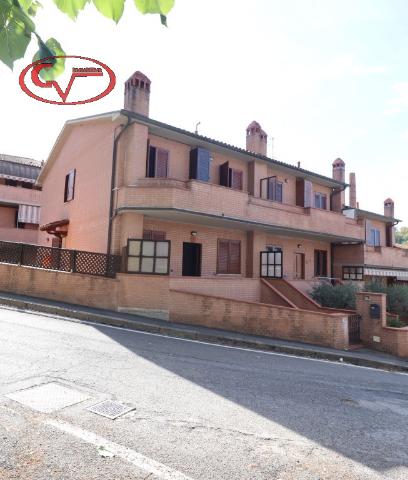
xmin=365 ymin=282 xmax=408 ymax=319
xmin=310 ymin=282 xmax=360 ymax=310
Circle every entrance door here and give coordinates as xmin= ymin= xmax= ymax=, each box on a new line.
xmin=294 ymin=253 xmax=305 ymax=279
xmin=182 ymin=242 xmax=202 ymax=276
xmin=260 ymin=248 xmax=283 ymax=278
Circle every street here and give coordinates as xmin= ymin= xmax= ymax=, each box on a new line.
xmin=0 ymin=306 xmax=407 ymax=480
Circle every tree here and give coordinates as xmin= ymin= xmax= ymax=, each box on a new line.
xmin=395 ymin=226 xmax=408 ymax=246
xmin=0 ymin=0 xmax=174 ymax=78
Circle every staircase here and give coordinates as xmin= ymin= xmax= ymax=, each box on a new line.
xmin=261 ymin=278 xmax=323 ymax=311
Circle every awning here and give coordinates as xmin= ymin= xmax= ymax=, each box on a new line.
xmin=40 ymin=219 xmax=69 ymax=237
xmin=18 ymin=204 xmax=40 ymax=224
xmin=364 ymin=267 xmax=408 ymax=280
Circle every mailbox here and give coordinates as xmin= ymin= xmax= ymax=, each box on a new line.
xmin=370 ymin=303 xmax=381 ymax=319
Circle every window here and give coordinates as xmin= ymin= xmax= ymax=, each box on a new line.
xmin=217 ymin=239 xmax=241 ymax=274
xmin=189 ymin=147 xmax=211 ymax=182
xmin=314 ymin=250 xmax=327 ymax=277
xmin=219 ymin=162 xmax=243 ymax=190
xmin=260 ymin=248 xmax=283 ymax=278
xmin=367 ymin=228 xmax=381 ymax=246
xmin=342 ymin=266 xmax=364 ymax=281
xmin=147 ymin=145 xmax=169 ymax=178
xmin=314 ymin=192 xmax=327 ymax=210
xmin=143 ymin=230 xmax=166 ymax=241
xmin=127 ymin=239 xmax=170 ymax=275
xmin=260 ymin=176 xmax=283 ymax=202
xmin=64 ymin=169 xmax=76 ymax=202
xmin=5 ymin=179 xmax=17 ymax=187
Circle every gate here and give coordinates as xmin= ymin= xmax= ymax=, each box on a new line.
xmin=348 ymin=314 xmax=361 ymax=344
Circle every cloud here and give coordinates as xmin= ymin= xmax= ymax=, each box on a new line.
xmin=320 ymin=54 xmax=386 ymax=79
xmin=385 ymin=82 xmax=408 ymax=114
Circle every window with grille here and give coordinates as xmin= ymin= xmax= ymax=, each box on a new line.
xmin=127 ymin=239 xmax=170 ymax=275
xmin=147 ymin=145 xmax=169 ymax=178
xmin=260 ymin=176 xmax=283 ymax=202
xmin=64 ymin=169 xmax=76 ymax=202
xmin=342 ymin=266 xmax=363 ymax=281
xmin=217 ymin=239 xmax=241 ymax=274
xmin=314 ymin=192 xmax=327 ymax=209
xmin=260 ymin=248 xmax=283 ymax=278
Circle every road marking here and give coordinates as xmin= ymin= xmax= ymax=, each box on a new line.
xmin=45 ymin=419 xmax=194 ymax=480
xmin=1 ymin=305 xmax=407 ymax=376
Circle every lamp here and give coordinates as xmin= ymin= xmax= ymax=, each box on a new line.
xmin=191 ymin=231 xmax=197 ymax=237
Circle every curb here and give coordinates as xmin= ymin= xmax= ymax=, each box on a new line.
xmin=1 ymin=296 xmax=407 ymax=374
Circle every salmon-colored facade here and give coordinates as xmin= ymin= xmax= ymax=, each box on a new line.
xmin=36 ymin=70 xmax=408 ymax=289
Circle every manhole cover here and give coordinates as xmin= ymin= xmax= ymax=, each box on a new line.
xmin=87 ymin=400 xmax=134 ymax=419
xmin=6 ymin=382 xmax=90 ymax=413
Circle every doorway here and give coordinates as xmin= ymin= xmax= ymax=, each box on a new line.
xmin=294 ymin=253 xmax=305 ymax=279
xmin=182 ymin=242 xmax=202 ymax=276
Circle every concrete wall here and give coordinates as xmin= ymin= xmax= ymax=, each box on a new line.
xmin=356 ymin=292 xmax=408 ymax=358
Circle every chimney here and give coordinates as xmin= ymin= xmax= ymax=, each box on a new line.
xmin=384 ymin=198 xmax=394 ymax=218
xmin=246 ymin=121 xmax=267 ymax=156
xmin=349 ymin=172 xmax=357 ymax=208
xmin=331 ymin=158 xmax=346 ymax=212
xmin=124 ymin=71 xmax=151 ymax=116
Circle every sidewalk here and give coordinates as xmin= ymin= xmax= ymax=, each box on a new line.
xmin=0 ymin=291 xmax=407 ymax=373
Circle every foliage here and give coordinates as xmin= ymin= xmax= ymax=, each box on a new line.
xmin=387 ymin=315 xmax=406 ymax=328
xmin=365 ymin=281 xmax=408 ymax=319
xmin=0 ymin=0 xmax=174 ymax=76
xmin=309 ymin=282 xmax=360 ymax=310
xmin=395 ymin=226 xmax=408 ymax=246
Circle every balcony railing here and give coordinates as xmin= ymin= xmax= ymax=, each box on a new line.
xmin=0 ymin=183 xmax=41 ymax=205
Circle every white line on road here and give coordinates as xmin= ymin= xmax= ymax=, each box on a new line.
xmin=45 ymin=418 xmax=194 ymax=480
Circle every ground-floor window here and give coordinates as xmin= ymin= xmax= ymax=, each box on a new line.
xmin=342 ymin=266 xmax=364 ymax=281
xmin=260 ymin=247 xmax=283 ymax=278
xmin=314 ymin=249 xmax=327 ymax=277
xmin=217 ymin=239 xmax=241 ymax=274
xmin=127 ymin=239 xmax=170 ymax=275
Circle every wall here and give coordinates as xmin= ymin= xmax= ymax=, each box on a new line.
xmin=0 ymin=205 xmax=17 ymax=228
xmin=39 ymin=120 xmax=120 ymax=253
xmin=356 ymin=292 xmax=408 ymax=358
xmin=170 ymin=289 xmax=349 ymax=349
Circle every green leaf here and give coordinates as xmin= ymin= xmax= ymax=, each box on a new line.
xmin=53 ymin=0 xmax=88 ymax=20
xmin=134 ymin=0 xmax=174 ymax=15
xmin=0 ymin=0 xmax=35 ymax=68
xmin=92 ymin=0 xmax=124 ymax=23
xmin=33 ymin=37 xmax=65 ymax=80
xmin=18 ymin=0 xmax=42 ymax=16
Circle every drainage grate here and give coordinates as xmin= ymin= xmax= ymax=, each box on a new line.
xmin=86 ymin=400 xmax=134 ymax=420
xmin=6 ymin=382 xmax=90 ymax=413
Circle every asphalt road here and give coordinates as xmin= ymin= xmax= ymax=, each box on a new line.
xmin=0 ymin=306 xmax=408 ymax=480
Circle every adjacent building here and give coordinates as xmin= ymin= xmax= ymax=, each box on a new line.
xmin=0 ymin=154 xmax=42 ymax=244
xmin=35 ymin=70 xmax=407 ymax=290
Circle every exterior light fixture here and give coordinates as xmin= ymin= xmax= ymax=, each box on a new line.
xmin=191 ymin=231 xmax=197 ymax=236
xmin=297 ymin=244 xmax=302 ymax=248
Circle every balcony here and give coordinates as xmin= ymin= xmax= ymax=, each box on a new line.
xmin=0 ymin=227 xmax=38 ymax=244
xmin=364 ymin=245 xmax=408 ymax=269
xmin=0 ymin=184 xmax=41 ymax=206
xmin=115 ymin=178 xmax=364 ymax=242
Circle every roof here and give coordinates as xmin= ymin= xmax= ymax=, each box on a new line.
xmin=0 ymin=153 xmax=41 ymax=182
xmin=38 ymin=110 xmax=348 ymax=189
xmin=343 ymin=206 xmax=401 ymax=224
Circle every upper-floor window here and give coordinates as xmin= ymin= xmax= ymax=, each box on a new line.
xmin=314 ymin=192 xmax=327 ymax=210
xmin=219 ymin=162 xmax=243 ymax=190
xmin=368 ymin=228 xmax=381 ymax=246
xmin=260 ymin=176 xmax=283 ymax=203
xmin=64 ymin=169 xmax=76 ymax=203
xmin=189 ymin=147 xmax=211 ymax=182
xmin=147 ymin=145 xmax=169 ymax=178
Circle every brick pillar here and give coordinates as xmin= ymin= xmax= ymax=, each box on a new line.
xmin=356 ymin=292 xmax=387 ymax=348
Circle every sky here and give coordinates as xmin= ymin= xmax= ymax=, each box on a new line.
xmin=0 ymin=0 xmax=407 ymax=225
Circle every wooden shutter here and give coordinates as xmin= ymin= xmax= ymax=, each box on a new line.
xmin=229 ymin=241 xmax=241 ymax=274
xmin=219 ymin=162 xmax=229 ymax=187
xmin=267 ymin=176 xmax=276 ymax=200
xmin=217 ymin=240 xmax=229 ymax=273
xmin=189 ymin=148 xmax=210 ymax=181
xmin=155 ymin=149 xmax=168 ymax=178
xmin=321 ymin=194 xmax=327 ymax=210
xmin=365 ymin=220 xmax=372 ymax=245
xmin=275 ymin=182 xmax=283 ymax=202
xmin=231 ymin=169 xmax=243 ymax=190
xmin=304 ymin=180 xmax=313 ymax=208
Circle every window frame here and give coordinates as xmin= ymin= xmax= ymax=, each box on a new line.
xmin=126 ymin=238 xmax=171 ymax=275
xmin=367 ymin=228 xmax=381 ymax=247
xmin=314 ymin=192 xmax=327 ymax=210
xmin=260 ymin=248 xmax=283 ymax=278
xmin=342 ymin=266 xmax=364 ymax=281
xmin=146 ymin=145 xmax=169 ymax=178
xmin=260 ymin=176 xmax=283 ymax=203
xmin=64 ymin=169 xmax=76 ymax=203
xmin=314 ymin=249 xmax=328 ymax=277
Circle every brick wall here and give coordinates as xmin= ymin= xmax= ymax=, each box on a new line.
xmin=169 ymin=289 xmax=349 ymax=349
xmin=356 ymin=292 xmax=408 ymax=358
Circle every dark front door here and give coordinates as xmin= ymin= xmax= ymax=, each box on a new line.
xmin=182 ymin=242 xmax=202 ymax=276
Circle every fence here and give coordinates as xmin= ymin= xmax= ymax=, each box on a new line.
xmin=0 ymin=240 xmax=121 ymax=278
